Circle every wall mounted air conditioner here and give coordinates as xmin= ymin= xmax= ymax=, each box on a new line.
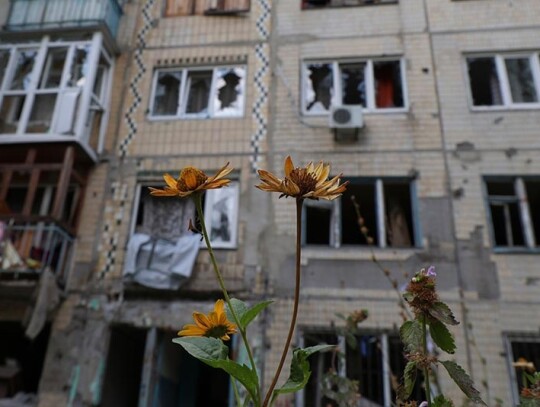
xmin=329 ymin=105 xmax=364 ymax=129
xmin=329 ymin=105 xmax=363 ymax=142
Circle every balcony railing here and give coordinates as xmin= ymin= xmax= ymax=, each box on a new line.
xmin=0 ymin=217 xmax=74 ymax=284
xmin=4 ymin=0 xmax=123 ymax=38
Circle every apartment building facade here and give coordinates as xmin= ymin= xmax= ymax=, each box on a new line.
xmin=0 ymin=0 xmax=539 ymax=406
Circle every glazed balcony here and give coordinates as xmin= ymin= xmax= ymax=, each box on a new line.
xmin=4 ymin=0 xmax=123 ymax=39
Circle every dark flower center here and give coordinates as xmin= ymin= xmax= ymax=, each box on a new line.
xmin=177 ymin=167 xmax=208 ymax=192
xmin=204 ymin=325 xmax=230 ymax=339
xmin=290 ymin=168 xmax=317 ymax=195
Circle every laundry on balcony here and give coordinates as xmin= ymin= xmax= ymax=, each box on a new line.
xmin=123 ymin=233 xmax=201 ymax=290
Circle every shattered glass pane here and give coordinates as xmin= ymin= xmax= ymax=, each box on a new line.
xmin=185 ymin=70 xmax=212 ymax=115
xmin=304 ymin=63 xmax=334 ymax=113
xmin=467 ymin=57 xmax=502 ymax=106
xmin=10 ymin=49 xmax=38 ymax=90
xmin=68 ymin=45 xmax=90 ymax=88
xmin=374 ymin=60 xmax=404 ymax=108
xmin=213 ymin=67 xmax=245 ymax=117
xmin=0 ymin=49 xmax=11 ymax=87
xmin=39 ymin=47 xmax=68 ymax=89
xmin=152 ymin=71 xmax=181 ymax=116
xmin=340 ymin=63 xmax=366 ymax=106
xmin=505 ymin=57 xmax=538 ymax=103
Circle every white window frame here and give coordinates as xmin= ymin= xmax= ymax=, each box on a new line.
xmin=302 ymin=177 xmax=420 ymax=249
xmin=296 ymin=330 xmax=394 ymax=407
xmin=301 ymin=57 xmax=408 ymax=116
xmin=148 ymin=65 xmax=247 ymax=120
xmin=465 ymin=52 xmax=540 ymax=111
xmin=484 ymin=176 xmax=538 ymax=251
xmin=0 ymin=33 xmax=113 ymax=154
xmin=130 ymin=180 xmax=240 ymax=249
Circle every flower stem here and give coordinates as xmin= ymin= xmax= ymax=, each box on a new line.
xmin=422 ymin=314 xmax=432 ymax=407
xmin=194 ymin=194 xmax=261 ymax=405
xmin=262 ymin=198 xmax=304 ymax=407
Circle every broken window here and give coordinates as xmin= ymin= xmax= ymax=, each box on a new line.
xmin=301 ymin=330 xmax=424 ymax=407
xmin=303 ymin=59 xmax=406 ymax=114
xmin=467 ymin=53 xmax=540 ymax=108
xmin=150 ymin=66 xmax=246 ymax=119
xmin=165 ymin=0 xmax=250 ymax=16
xmin=304 ymin=63 xmax=334 ymax=113
xmin=303 ymin=178 xmax=417 ymax=248
xmin=485 ymin=177 xmax=539 ymax=249
xmin=505 ymin=335 xmax=540 ymax=406
xmin=301 ymin=0 xmax=397 ymax=10
xmin=374 ymin=60 xmax=404 ymax=108
xmin=213 ymin=67 xmax=246 ymax=117
xmin=152 ymin=71 xmax=182 ymax=116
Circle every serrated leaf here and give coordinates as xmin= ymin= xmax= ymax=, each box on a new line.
xmin=433 ymin=394 xmax=454 ymax=407
xmin=226 ymin=298 xmax=273 ymax=330
xmin=430 ymin=320 xmax=456 ymax=354
xmin=398 ymin=361 xmax=417 ymax=400
xmin=400 ymin=320 xmax=423 ymax=353
xmin=429 ymin=302 xmax=459 ymax=326
xmin=272 ymin=345 xmax=335 ymax=402
xmin=440 ymin=360 xmax=486 ymax=405
xmin=173 ymin=337 xmax=260 ymax=404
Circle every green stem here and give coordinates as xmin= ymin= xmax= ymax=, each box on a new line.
xmin=231 ymin=378 xmax=241 ymax=407
xmin=262 ymin=198 xmax=304 ymax=407
xmin=422 ymin=314 xmax=432 ymax=407
xmin=194 ymin=194 xmax=261 ymax=405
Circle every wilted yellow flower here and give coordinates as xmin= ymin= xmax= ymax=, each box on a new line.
xmin=513 ymin=357 xmax=536 ymax=373
xmin=256 ymin=156 xmax=347 ymax=200
xmin=178 ymin=300 xmax=237 ymax=341
xmin=149 ymin=163 xmax=232 ymax=198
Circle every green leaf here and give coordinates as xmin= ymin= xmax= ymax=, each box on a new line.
xmin=430 ymin=320 xmax=456 ymax=354
xmin=173 ymin=337 xmax=260 ymax=404
xmin=429 ymin=301 xmax=459 ymax=326
xmin=400 ymin=320 xmax=423 ymax=353
xmin=433 ymin=394 xmax=454 ymax=407
xmin=398 ymin=361 xmax=417 ymax=400
xmin=226 ymin=298 xmax=273 ymax=330
xmin=440 ymin=360 xmax=486 ymax=405
xmin=272 ymin=345 xmax=335 ymax=402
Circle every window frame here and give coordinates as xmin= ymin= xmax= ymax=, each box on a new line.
xmin=483 ymin=176 xmax=540 ymax=253
xmin=148 ymin=65 xmax=247 ymax=120
xmin=297 ymin=328 xmax=409 ymax=407
xmin=130 ymin=179 xmax=240 ymax=249
xmin=301 ymin=57 xmax=408 ymax=116
xmin=301 ymin=0 xmax=398 ymax=10
xmin=503 ymin=333 xmax=540 ymax=406
xmin=301 ymin=177 xmax=421 ymax=249
xmin=465 ymin=52 xmax=540 ymax=111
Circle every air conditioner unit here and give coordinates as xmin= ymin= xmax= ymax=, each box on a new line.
xmin=329 ymin=105 xmax=364 ymax=129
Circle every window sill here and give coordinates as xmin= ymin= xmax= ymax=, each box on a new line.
xmin=301 ymin=246 xmax=420 ymax=264
xmin=303 ymin=108 xmax=408 ymax=117
xmin=147 ymin=114 xmax=244 ymax=122
xmin=492 ymin=247 xmax=540 ymax=254
xmin=470 ymin=105 xmax=540 ymax=113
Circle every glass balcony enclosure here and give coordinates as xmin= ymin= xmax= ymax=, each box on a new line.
xmin=0 ymin=33 xmax=112 ymax=160
xmin=4 ymin=0 xmax=123 ymax=39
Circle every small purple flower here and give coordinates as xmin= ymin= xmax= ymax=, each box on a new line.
xmin=426 ymin=265 xmax=436 ymax=277
xmin=419 ymin=402 xmax=428 ymax=407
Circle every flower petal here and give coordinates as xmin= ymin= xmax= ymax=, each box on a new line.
xmin=284 ymin=156 xmax=294 ymax=177
xmin=178 ymin=324 xmax=206 ymax=337
xmin=163 ymin=173 xmax=178 ymax=189
xmin=207 ymin=163 xmax=233 ymax=183
xmin=148 ymin=187 xmax=178 ymax=196
xmin=193 ymin=312 xmax=211 ymax=329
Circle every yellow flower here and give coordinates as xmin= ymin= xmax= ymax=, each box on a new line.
xmin=149 ymin=163 xmax=233 ymax=198
xmin=256 ymin=156 xmax=348 ymax=200
xmin=178 ymin=300 xmax=237 ymax=341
